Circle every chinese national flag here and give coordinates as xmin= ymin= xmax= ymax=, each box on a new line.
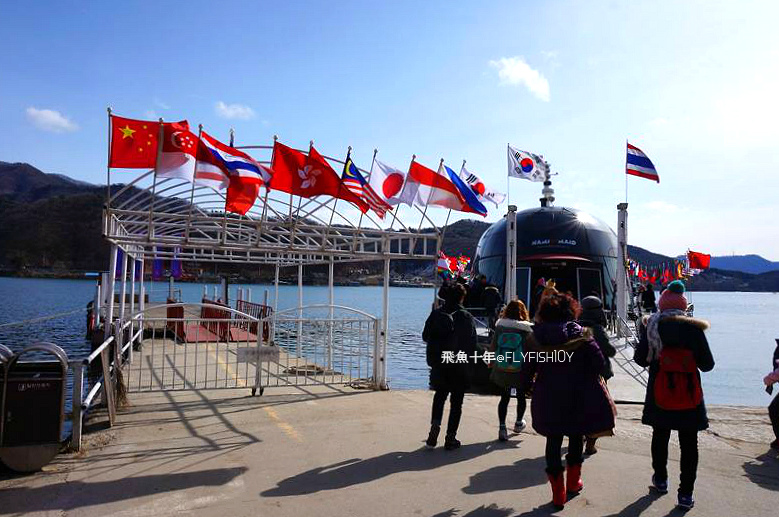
xmin=688 ymin=251 xmax=711 ymax=269
xmin=109 ymin=116 xmax=161 ymax=168
xmin=270 ymin=141 xmax=368 ymax=212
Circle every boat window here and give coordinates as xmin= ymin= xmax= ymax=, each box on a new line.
xmin=475 ymin=255 xmax=505 ymax=291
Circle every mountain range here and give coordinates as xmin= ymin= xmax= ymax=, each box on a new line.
xmin=1 ymin=161 xmax=778 ymax=291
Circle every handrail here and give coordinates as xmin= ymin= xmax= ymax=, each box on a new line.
xmin=275 ymin=304 xmax=378 ymax=321
xmin=125 ymin=302 xmax=257 ymax=322
xmin=83 ymin=335 xmax=114 ymax=365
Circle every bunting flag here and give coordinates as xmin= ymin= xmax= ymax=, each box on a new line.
xmin=109 ymin=115 xmax=161 ymax=169
xmin=626 ymin=142 xmax=659 ymax=183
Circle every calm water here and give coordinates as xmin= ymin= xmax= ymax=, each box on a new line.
xmin=1 ymin=277 xmax=777 ymax=406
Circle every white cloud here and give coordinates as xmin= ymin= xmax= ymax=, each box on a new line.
xmin=489 ymin=57 xmax=550 ymax=101
xmin=26 ymin=107 xmax=79 ymax=133
xmin=154 ymin=97 xmax=170 ymax=110
xmin=215 ymin=101 xmax=255 ymax=120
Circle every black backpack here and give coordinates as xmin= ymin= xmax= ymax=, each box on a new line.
xmin=423 ymin=308 xmax=457 ymax=367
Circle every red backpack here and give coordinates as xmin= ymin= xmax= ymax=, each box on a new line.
xmin=654 ymin=348 xmax=703 ymax=410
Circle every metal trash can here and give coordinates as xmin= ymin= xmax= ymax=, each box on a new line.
xmin=0 ymin=343 xmax=68 ymax=472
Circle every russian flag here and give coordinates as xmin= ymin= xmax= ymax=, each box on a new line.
xmin=626 ymin=142 xmax=659 ymax=183
xmin=444 ymin=165 xmax=487 ymax=216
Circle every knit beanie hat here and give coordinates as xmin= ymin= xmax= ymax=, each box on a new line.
xmin=658 ymin=280 xmax=688 ymax=312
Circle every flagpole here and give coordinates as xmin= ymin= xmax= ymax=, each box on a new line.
xmin=416 ymin=158 xmax=441 ymax=234
xmin=147 ymin=118 xmax=165 ymax=239
xmin=258 ymin=136 xmax=276 ymax=243
xmin=324 ymin=146 xmax=348 ymax=248
xmin=184 ymin=124 xmax=203 ymax=241
xmin=625 ymin=139 xmax=629 ymax=204
xmin=353 ymin=149 xmax=377 ymax=249
xmin=388 ymin=154 xmax=414 ymax=231
xmin=506 ymin=143 xmax=511 ymax=210
xmin=106 ymin=107 xmax=113 ymax=211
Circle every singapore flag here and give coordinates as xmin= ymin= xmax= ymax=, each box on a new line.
xmin=156 ymin=121 xmax=197 ymax=182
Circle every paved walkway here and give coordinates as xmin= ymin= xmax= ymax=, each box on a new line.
xmin=2 ymin=379 xmax=778 ymax=516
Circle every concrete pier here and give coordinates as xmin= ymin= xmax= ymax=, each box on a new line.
xmin=1 ymin=372 xmax=778 ymax=516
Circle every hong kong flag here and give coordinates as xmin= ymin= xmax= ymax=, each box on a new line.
xmin=109 ymin=116 xmax=161 ymax=168
xmin=270 ymin=141 xmax=367 ymax=211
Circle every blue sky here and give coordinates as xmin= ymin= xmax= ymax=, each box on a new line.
xmin=2 ymin=1 xmax=778 ymax=259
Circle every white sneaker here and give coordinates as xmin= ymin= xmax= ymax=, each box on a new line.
xmin=513 ymin=420 xmax=527 ymax=433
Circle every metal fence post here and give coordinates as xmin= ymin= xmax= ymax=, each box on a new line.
xmin=71 ymin=363 xmax=84 ymax=451
xmin=373 ymin=320 xmax=382 ymax=390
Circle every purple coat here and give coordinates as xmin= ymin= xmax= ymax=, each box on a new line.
xmin=521 ymin=321 xmax=616 ymax=437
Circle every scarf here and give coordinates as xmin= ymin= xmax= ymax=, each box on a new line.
xmin=646 ymin=309 xmax=685 ymax=362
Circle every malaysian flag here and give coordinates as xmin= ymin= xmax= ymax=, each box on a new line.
xmin=626 ymin=142 xmax=659 ymax=183
xmin=342 ymin=153 xmax=392 ymax=219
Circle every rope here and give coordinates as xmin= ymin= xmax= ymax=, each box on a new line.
xmin=0 ymin=307 xmax=87 ymax=329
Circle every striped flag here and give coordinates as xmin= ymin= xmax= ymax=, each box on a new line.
xmin=626 ymin=142 xmax=659 ymax=183
xmin=342 ymin=152 xmax=392 ymax=219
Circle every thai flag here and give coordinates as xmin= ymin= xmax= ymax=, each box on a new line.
xmin=626 ymin=142 xmax=659 ymax=183
xmin=199 ymin=131 xmax=271 ymax=187
xmin=198 ymin=131 xmax=272 ymax=215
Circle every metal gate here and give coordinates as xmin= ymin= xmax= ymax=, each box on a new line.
xmin=123 ymin=303 xmax=267 ymax=394
xmin=121 ymin=302 xmax=382 ymax=395
xmin=267 ymin=304 xmax=381 ymax=390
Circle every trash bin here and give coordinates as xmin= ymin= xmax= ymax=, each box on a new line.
xmin=0 ymin=344 xmax=14 ymax=450
xmin=0 ymin=343 xmax=68 ymax=472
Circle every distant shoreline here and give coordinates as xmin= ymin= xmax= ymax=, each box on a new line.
xmin=2 ymin=272 xmax=778 ymax=293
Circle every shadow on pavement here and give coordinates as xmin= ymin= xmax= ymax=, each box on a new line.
xmin=431 ymin=503 xmax=515 ymax=517
xmin=742 ymin=450 xmax=779 ymax=491
xmin=601 ymin=489 xmax=664 ymax=516
xmin=0 ymin=466 xmax=247 ymax=513
xmin=261 ymin=440 xmax=505 ymax=497
xmin=461 ymin=454 xmax=547 ymax=494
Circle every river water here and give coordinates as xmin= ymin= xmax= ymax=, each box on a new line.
xmin=0 ymin=277 xmax=776 ymax=407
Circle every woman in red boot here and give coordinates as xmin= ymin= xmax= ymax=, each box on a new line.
xmin=521 ymin=292 xmax=616 ymax=509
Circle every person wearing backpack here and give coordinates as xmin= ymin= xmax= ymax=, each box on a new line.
xmin=578 ymin=295 xmax=617 ymax=455
xmin=489 ymin=299 xmax=533 ymax=441
xmin=520 ymin=292 xmax=616 ymax=510
xmin=635 ymin=280 xmax=714 ymax=511
xmin=422 ymin=283 xmax=477 ymax=450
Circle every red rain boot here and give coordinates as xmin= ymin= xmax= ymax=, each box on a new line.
xmin=566 ymin=463 xmax=583 ymax=495
xmin=547 ymin=471 xmax=567 ymax=509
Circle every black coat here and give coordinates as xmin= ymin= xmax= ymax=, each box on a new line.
xmin=635 ymin=315 xmax=715 ymax=431
xmin=423 ymin=303 xmax=477 ymax=392
xmin=578 ymin=317 xmax=616 ymax=380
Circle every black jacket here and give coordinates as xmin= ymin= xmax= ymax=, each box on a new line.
xmin=579 ymin=318 xmax=616 ymax=379
xmin=635 ymin=315 xmax=715 ymax=431
xmin=423 ymin=303 xmax=477 ymax=391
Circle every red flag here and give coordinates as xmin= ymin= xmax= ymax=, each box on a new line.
xmin=688 ymin=251 xmax=711 ymax=270
xmin=109 ymin=116 xmax=161 ymax=168
xmin=270 ymin=142 xmax=368 ymax=211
